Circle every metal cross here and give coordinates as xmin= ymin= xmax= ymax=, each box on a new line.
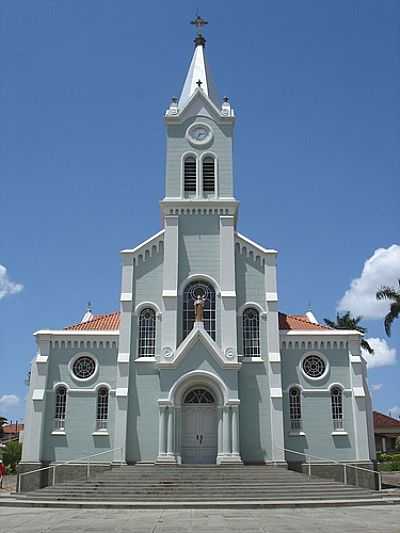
xmin=190 ymin=15 xmax=208 ymax=30
xmin=196 ymin=79 xmax=203 ymax=88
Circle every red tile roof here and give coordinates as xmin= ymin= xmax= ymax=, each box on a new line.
xmin=65 ymin=311 xmax=329 ymax=332
xmin=373 ymin=410 xmax=400 ymax=429
xmin=278 ymin=313 xmax=331 ymax=331
xmin=65 ymin=312 xmax=120 ymax=331
xmin=2 ymin=423 xmax=24 ymax=434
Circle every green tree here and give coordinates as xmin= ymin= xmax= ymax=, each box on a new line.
xmin=323 ymin=312 xmax=374 ymax=354
xmin=2 ymin=440 xmax=22 ymax=472
xmin=376 ymin=280 xmax=400 ymax=337
xmin=0 ymin=417 xmax=8 ymax=439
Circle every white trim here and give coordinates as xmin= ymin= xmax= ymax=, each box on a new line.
xmin=351 ymin=355 xmax=362 ymax=363
xmin=162 ymin=290 xmax=177 ymax=298
xmin=353 ymin=387 xmax=366 ymax=398
xmin=220 ymin=290 xmax=236 ymax=298
xmin=239 ymin=356 xmax=265 ymax=363
xmin=167 ymin=370 xmax=229 ymax=406
xmin=332 ymin=431 xmax=349 ymax=436
xmin=180 ymin=150 xmax=199 ymax=198
xmin=285 ymin=383 xmax=304 ymax=393
xmin=300 ymin=351 xmax=329 ymax=381
xmin=238 ymin=302 xmax=265 ymax=315
xmin=178 ymin=273 xmax=221 ymax=296
xmin=94 ymin=382 xmax=112 ymax=392
xmin=120 ymin=229 xmax=165 ymax=255
xmin=116 ymin=388 xmax=128 ymax=397
xmin=134 ymin=301 xmax=162 ymax=316
xmin=52 ymin=382 xmax=70 ymax=392
xmin=265 ymin=292 xmax=278 ymax=302
xmin=280 ymin=330 xmax=362 ymax=337
xmin=120 ymin=293 xmax=132 ymax=302
xmin=35 ymin=354 xmax=48 ymax=363
xmin=199 ymin=150 xmax=218 ymax=199
xmin=135 ymin=357 xmax=157 ymax=363
xmin=92 ymin=431 xmax=110 ymax=436
xmin=235 ymin=232 xmax=278 ymax=255
xmin=34 ymin=330 xmax=119 ymax=337
xmin=51 ymin=431 xmax=66 ymax=436
xmin=68 ymin=352 xmax=99 ymax=383
xmin=270 ymin=388 xmax=283 ymax=398
xmin=32 ymin=389 xmax=45 ymax=401
xmin=269 ymin=352 xmax=281 ymax=363
xmin=328 ymin=382 xmax=345 ymax=392
xmin=117 ymin=352 xmax=130 ymax=363
xmin=288 ymin=432 xmax=306 ymax=437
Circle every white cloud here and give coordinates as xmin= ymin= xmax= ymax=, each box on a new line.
xmin=388 ymin=406 xmax=400 ymax=419
xmin=0 ymin=394 xmax=20 ymax=411
xmin=362 ymin=337 xmax=397 ymax=368
xmin=0 ymin=264 xmax=23 ymax=300
xmin=371 ymin=383 xmax=383 ymax=392
xmin=338 ymin=244 xmax=400 ymax=319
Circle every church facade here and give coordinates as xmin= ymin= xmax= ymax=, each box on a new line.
xmin=21 ymin=26 xmax=376 ymax=476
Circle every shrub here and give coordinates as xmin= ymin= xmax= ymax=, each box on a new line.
xmin=390 ymin=462 xmax=400 ymax=471
xmin=2 ymin=441 xmax=22 ymax=473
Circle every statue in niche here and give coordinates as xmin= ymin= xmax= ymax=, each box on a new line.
xmin=194 ymin=294 xmax=206 ymax=322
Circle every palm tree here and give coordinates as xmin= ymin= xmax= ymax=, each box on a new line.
xmin=376 ymin=280 xmax=400 ymax=337
xmin=323 ymin=312 xmax=374 ymax=354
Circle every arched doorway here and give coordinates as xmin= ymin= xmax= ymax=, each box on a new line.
xmin=182 ymin=388 xmax=218 ymax=464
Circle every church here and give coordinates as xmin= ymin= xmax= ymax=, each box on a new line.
xmin=21 ymin=18 xmax=376 ymax=479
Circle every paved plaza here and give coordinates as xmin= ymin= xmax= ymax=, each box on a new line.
xmin=0 ymin=506 xmax=399 ymax=533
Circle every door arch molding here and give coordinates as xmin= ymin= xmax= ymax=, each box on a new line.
xmin=168 ymin=370 xmax=227 ymax=407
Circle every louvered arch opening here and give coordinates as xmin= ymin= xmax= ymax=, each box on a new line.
xmin=184 ymin=156 xmax=197 ymax=193
xmin=202 ymin=156 xmax=215 ymax=193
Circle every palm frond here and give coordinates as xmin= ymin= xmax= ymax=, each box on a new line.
xmin=361 ymin=339 xmax=374 ymax=354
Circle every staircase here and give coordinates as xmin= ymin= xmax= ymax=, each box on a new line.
xmin=16 ymin=465 xmax=384 ymax=504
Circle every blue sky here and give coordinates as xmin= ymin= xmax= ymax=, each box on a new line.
xmin=1 ymin=0 xmax=399 ymax=423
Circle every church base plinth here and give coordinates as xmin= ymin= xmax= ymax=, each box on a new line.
xmin=217 ymin=454 xmax=243 ymax=464
xmin=156 ymin=455 xmax=177 ymax=464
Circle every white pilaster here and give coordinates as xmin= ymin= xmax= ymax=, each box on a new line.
xmin=222 ymin=406 xmax=231 ymax=455
xmin=21 ymin=335 xmax=50 ymax=463
xmin=113 ymin=252 xmax=134 ymax=463
xmin=167 ymin=407 xmax=174 ymax=456
xmin=158 ymin=406 xmax=167 ymax=458
xmin=220 ymin=216 xmax=237 ymax=356
xmin=161 ymin=215 xmax=179 ymax=351
xmin=231 ymin=405 xmax=240 ymax=456
xmin=265 ymin=253 xmax=285 ymax=462
xmin=217 ymin=406 xmax=224 ymax=460
xmin=175 ymin=406 xmax=182 ymax=464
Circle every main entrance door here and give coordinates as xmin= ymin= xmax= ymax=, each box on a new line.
xmin=182 ymin=389 xmax=218 ymax=464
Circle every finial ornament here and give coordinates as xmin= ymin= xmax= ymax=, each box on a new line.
xmin=191 ymin=14 xmax=207 ymax=47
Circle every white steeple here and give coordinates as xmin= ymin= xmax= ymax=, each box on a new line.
xmin=178 ymin=16 xmax=219 ymax=108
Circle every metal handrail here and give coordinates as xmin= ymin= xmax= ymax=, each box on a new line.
xmin=17 ymin=446 xmax=123 ymax=492
xmin=277 ymin=446 xmax=382 ymax=491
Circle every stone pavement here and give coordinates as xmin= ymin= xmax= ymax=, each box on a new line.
xmin=0 ymin=505 xmax=399 ymax=533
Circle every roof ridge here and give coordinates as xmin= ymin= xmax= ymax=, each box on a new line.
xmin=279 ymin=312 xmax=331 ymax=330
xmin=65 ymin=311 xmax=119 ymax=330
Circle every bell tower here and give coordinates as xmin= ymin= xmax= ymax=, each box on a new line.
xmin=161 ymin=16 xmax=238 ymax=220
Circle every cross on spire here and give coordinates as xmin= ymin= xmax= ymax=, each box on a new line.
xmin=190 ymin=15 xmax=208 ymax=30
xmin=196 ymin=79 xmax=203 ymax=88
xmin=191 ymin=14 xmax=207 ymax=47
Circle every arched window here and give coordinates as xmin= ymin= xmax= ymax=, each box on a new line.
xmin=331 ymin=387 xmax=344 ymax=431
xmin=183 ymin=281 xmax=216 ymax=340
xmin=243 ymin=308 xmax=260 ymax=356
xmin=138 ymin=308 xmax=156 ymax=357
xmin=202 ymin=156 xmax=215 ymax=193
xmin=184 ymin=389 xmax=215 ymax=404
xmin=184 ymin=156 xmax=197 ymax=193
xmin=96 ymin=387 xmax=109 ymax=431
xmin=54 ymin=386 xmax=67 ymax=431
xmin=289 ymin=387 xmax=302 ymax=432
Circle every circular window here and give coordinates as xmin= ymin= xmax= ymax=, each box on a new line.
xmin=302 ymin=355 xmax=326 ymax=378
xmin=72 ymin=356 xmax=96 ymax=380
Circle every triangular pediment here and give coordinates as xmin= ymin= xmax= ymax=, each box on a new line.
xmin=157 ymin=323 xmax=240 ymax=369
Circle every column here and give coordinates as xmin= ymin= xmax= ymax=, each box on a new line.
xmin=265 ymin=252 xmax=285 ymax=462
xmin=219 ymin=216 xmax=238 ymax=356
xmin=217 ymin=406 xmax=224 ymax=460
xmin=161 ymin=215 xmax=179 ymax=352
xmin=167 ymin=407 xmax=174 ymax=456
xmin=382 ymin=436 xmax=387 ymax=453
xmin=158 ymin=406 xmax=167 ymax=457
xmin=223 ymin=406 xmax=231 ymax=455
xmin=231 ymin=405 xmax=240 ymax=456
xmin=175 ymin=406 xmax=182 ymax=464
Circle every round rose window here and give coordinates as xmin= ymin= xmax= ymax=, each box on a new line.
xmin=302 ymin=355 xmax=326 ymax=378
xmin=72 ymin=356 xmax=96 ymax=380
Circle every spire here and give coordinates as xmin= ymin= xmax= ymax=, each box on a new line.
xmin=81 ymin=301 xmax=94 ymax=323
xmin=178 ymin=15 xmax=219 ymax=108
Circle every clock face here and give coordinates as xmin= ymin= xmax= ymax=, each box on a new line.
xmin=187 ymin=124 xmax=213 ymax=145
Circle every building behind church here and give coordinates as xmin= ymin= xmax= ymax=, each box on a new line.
xmin=20 ymin=21 xmax=376 ymax=487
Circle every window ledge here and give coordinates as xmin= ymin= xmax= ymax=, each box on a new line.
xmin=239 ymin=356 xmax=264 ymax=363
xmin=288 ymin=432 xmax=306 ymax=436
xmin=331 ymin=431 xmax=348 ymax=436
xmin=135 ymin=357 xmax=156 ymax=363
xmin=92 ymin=431 xmax=110 ymax=436
xmin=51 ymin=431 xmax=66 ymax=435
